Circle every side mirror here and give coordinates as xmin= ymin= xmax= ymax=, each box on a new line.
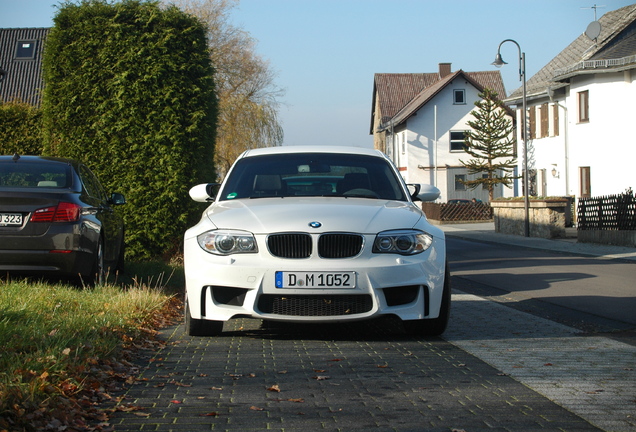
xmin=109 ymin=193 xmax=126 ymax=205
xmin=408 ymin=184 xmax=440 ymax=202
xmin=189 ymin=183 xmax=220 ymax=202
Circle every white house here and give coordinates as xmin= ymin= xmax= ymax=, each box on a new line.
xmin=503 ymin=3 xmax=636 ymax=199
xmin=370 ymin=63 xmax=515 ymax=203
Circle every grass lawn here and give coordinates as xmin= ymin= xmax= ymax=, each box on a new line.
xmin=0 ymin=261 xmax=184 ymax=431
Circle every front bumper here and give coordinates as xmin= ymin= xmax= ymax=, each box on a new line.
xmin=184 ymin=233 xmax=446 ymax=324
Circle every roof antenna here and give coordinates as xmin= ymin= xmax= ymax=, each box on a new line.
xmin=581 ymin=4 xmax=605 ymax=21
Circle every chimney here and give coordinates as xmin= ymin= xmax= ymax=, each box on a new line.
xmin=439 ymin=63 xmax=452 ymax=78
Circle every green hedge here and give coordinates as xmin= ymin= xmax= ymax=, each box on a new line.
xmin=0 ymin=102 xmax=43 ymax=155
xmin=41 ymin=0 xmax=217 ymax=260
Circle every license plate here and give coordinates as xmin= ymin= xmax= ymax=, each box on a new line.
xmin=0 ymin=213 xmax=23 ymax=227
xmin=275 ymin=271 xmax=356 ymax=288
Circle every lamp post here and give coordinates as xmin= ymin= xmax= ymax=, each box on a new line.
xmin=492 ymin=39 xmax=530 ymax=237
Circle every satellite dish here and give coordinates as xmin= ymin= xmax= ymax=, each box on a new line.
xmin=585 ymin=21 xmax=602 ymax=40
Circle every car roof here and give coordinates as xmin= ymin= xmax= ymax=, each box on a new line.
xmin=239 ymin=145 xmax=388 ymax=159
xmin=0 ymin=155 xmax=77 ymax=166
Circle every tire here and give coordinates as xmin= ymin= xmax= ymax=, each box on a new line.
xmin=184 ymin=296 xmax=224 ymax=336
xmin=404 ymin=263 xmax=451 ymax=336
xmin=115 ymin=232 xmax=125 ymax=273
xmin=84 ymin=237 xmax=105 ymax=287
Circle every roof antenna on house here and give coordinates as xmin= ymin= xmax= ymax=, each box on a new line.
xmin=582 ymin=4 xmax=604 ymax=41
xmin=581 ymin=4 xmax=605 ymax=21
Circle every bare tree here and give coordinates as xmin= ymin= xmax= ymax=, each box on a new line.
xmin=170 ymin=0 xmax=284 ymax=179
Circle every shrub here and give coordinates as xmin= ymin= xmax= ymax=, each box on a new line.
xmin=0 ymin=101 xmax=43 ymax=155
xmin=41 ymin=0 xmax=217 ymax=260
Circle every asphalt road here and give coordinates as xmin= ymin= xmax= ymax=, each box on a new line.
xmin=110 ymin=237 xmax=636 ymax=431
xmin=447 ymin=237 xmax=636 ymax=333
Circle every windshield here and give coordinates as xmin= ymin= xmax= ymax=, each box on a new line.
xmin=219 ymin=153 xmax=407 ymax=201
xmin=0 ymin=162 xmax=72 ymax=189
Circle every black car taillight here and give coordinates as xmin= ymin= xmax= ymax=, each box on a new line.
xmin=30 ymin=202 xmax=82 ymax=223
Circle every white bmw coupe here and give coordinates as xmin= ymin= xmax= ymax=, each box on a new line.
xmin=184 ymin=146 xmax=450 ymax=336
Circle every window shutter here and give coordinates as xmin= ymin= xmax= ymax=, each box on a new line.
xmin=528 ymin=107 xmax=536 ymax=140
xmin=540 ymin=104 xmax=549 ymax=138
xmin=552 ymin=104 xmax=559 ymax=137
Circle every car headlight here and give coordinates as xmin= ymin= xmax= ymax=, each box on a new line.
xmin=373 ymin=230 xmax=433 ymax=255
xmin=197 ymin=230 xmax=258 ymax=255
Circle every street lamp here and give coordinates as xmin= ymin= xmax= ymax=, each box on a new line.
xmin=492 ymin=39 xmax=530 ymax=237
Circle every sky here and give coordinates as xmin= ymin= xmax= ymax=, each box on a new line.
xmin=1 ymin=0 xmax=635 ymax=148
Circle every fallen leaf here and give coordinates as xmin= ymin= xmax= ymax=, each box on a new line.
xmin=377 ymin=364 xmax=389 ymax=368
xmin=267 ymin=385 xmax=281 ymax=392
xmin=170 ymin=400 xmax=182 ymax=404
xmin=313 ymin=369 xmax=326 ymax=373
xmin=313 ymin=376 xmax=330 ymax=380
xmin=329 ymin=358 xmax=342 ymax=362
xmin=544 ymin=363 xmax=553 ymax=366
xmin=134 ymin=412 xmax=150 ymax=417
xmin=200 ymin=412 xmax=220 ymax=417
xmin=210 ymin=386 xmax=223 ymax=391
xmin=287 ymin=398 xmax=305 ymax=403
xmin=250 ymin=406 xmax=264 ymax=411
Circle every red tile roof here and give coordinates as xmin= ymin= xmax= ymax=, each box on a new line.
xmin=372 ymin=67 xmax=506 ymax=132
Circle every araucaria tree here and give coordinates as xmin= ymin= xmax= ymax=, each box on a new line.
xmin=460 ymin=88 xmax=517 ymax=201
xmin=42 ymin=0 xmax=217 ymax=260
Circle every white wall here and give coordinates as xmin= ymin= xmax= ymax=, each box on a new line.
xmin=397 ymin=80 xmax=514 ymax=201
xmin=524 ymin=69 xmax=636 ymax=198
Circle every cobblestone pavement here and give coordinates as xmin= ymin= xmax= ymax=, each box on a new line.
xmin=446 ymin=293 xmax=636 ymax=432
xmin=108 ymin=291 xmax=636 ymax=431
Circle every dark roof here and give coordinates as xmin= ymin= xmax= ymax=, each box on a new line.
xmin=0 ymin=28 xmax=50 ymax=106
xmin=508 ymin=4 xmax=636 ymax=102
xmin=371 ymin=68 xmax=506 ymax=132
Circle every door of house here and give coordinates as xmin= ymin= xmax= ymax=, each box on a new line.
xmin=579 ymin=167 xmax=591 ymax=198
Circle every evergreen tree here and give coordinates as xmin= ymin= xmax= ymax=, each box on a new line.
xmin=42 ymin=0 xmax=217 ymax=260
xmin=460 ymin=88 xmax=518 ymax=201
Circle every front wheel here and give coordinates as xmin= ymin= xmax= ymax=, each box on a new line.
xmin=184 ymin=296 xmax=224 ymax=336
xmin=404 ymin=263 xmax=451 ymax=336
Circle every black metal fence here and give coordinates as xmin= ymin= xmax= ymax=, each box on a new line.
xmin=577 ymin=192 xmax=636 ymax=230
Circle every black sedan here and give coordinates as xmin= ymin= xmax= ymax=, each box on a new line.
xmin=0 ymin=154 xmax=125 ymax=285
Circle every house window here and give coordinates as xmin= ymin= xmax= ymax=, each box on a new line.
xmin=580 ymin=167 xmax=591 ymax=198
xmin=15 ymin=40 xmax=36 ymax=59
xmin=449 ymin=131 xmax=466 ymax=152
xmin=453 ymin=89 xmax=465 ymax=105
xmin=578 ymin=90 xmax=589 ymax=123
xmin=454 ymin=174 xmax=466 ymax=191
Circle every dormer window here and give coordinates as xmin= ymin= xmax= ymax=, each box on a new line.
xmin=15 ymin=40 xmax=36 ymax=60
xmin=453 ymin=89 xmax=465 ymax=105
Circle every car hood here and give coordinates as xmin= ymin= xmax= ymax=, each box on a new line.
xmin=203 ymin=197 xmax=425 ymax=234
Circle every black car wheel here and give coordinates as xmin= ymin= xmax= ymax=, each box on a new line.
xmin=84 ymin=237 xmax=105 ymax=287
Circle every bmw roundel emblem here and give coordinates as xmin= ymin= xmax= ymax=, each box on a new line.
xmin=309 ymin=221 xmax=322 ymax=228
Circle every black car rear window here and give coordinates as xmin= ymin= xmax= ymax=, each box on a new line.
xmin=219 ymin=153 xmax=407 ymax=201
xmin=0 ymin=162 xmax=72 ymax=188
